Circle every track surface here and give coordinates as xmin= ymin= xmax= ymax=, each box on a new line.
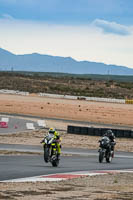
xmin=0 ymin=114 xmax=133 ymax=181
xmin=0 ymin=115 xmax=38 ymax=134
xmin=0 ymin=144 xmax=133 ymax=181
xmin=1 ymin=113 xmax=133 ymax=134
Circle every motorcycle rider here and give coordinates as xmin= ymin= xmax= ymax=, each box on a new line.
xmin=104 ymin=129 xmax=116 ymax=157
xmin=41 ymin=127 xmax=61 ymax=160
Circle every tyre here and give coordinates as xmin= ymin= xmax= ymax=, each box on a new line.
xmin=99 ymin=150 xmax=104 ymax=163
xmin=44 ymin=147 xmax=49 ymax=163
xmin=52 ymin=160 xmax=59 ymax=167
xmin=51 ymin=155 xmax=59 ymax=167
xmin=106 ymin=152 xmax=112 ymax=163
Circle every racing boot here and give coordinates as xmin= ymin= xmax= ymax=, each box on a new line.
xmin=111 ymin=151 xmax=114 ymax=158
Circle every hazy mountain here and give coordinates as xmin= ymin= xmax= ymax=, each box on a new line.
xmin=0 ymin=47 xmax=133 ymax=75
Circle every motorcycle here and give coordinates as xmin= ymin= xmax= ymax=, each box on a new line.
xmin=41 ymin=133 xmax=59 ymax=167
xmin=98 ymin=136 xmax=114 ymax=163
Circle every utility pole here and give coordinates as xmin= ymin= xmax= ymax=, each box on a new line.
xmin=11 ymin=67 xmax=14 ymax=72
xmin=107 ymin=69 xmax=110 ymax=81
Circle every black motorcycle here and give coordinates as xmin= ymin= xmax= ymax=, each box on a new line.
xmin=41 ymin=133 xmax=59 ymax=167
xmin=98 ymin=136 xmax=113 ymax=163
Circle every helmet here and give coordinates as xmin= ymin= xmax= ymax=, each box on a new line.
xmin=106 ymin=129 xmax=113 ymax=137
xmin=49 ymin=128 xmax=55 ymax=134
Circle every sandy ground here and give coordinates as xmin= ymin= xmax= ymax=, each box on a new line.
xmin=1 ymin=93 xmax=133 ymax=126
xmin=0 ymin=93 xmax=133 ymax=199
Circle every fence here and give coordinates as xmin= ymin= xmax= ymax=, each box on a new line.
xmin=67 ymin=125 xmax=133 ymax=138
xmin=0 ymin=89 xmax=29 ymax=96
xmin=0 ymin=90 xmax=133 ymax=104
xmin=39 ymin=93 xmax=126 ymax=104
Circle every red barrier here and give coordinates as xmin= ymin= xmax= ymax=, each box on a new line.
xmin=0 ymin=121 xmax=8 ymax=128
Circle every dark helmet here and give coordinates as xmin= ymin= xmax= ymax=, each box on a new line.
xmin=106 ymin=129 xmax=113 ymax=137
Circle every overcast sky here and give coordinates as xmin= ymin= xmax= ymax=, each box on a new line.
xmin=0 ymin=0 xmax=133 ymax=68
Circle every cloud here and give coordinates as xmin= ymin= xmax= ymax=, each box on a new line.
xmin=1 ymin=14 xmax=14 ymax=20
xmin=0 ymin=16 xmax=133 ymax=69
xmin=91 ymin=19 xmax=132 ymax=36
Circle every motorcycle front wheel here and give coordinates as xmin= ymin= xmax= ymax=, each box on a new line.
xmin=99 ymin=150 xmax=104 ymax=163
xmin=44 ymin=147 xmax=49 ymax=163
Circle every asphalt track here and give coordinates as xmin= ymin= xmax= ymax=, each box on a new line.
xmin=0 ymin=144 xmax=133 ymax=181
xmin=0 ymin=114 xmax=39 ymax=134
xmin=0 ymin=114 xmax=133 ymax=181
xmin=1 ymin=113 xmax=133 ymax=133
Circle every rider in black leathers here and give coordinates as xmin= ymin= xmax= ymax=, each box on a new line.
xmin=104 ymin=129 xmax=116 ymax=157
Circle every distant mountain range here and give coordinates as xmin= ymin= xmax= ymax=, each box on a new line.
xmin=0 ymin=47 xmax=133 ymax=75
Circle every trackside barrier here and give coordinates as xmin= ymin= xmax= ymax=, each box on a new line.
xmin=86 ymin=97 xmax=125 ymax=104
xmin=39 ymin=93 xmax=77 ymax=100
xmin=0 ymin=89 xmax=29 ymax=96
xmin=1 ymin=90 xmax=132 ymax=104
xmin=67 ymin=125 xmax=133 ymax=138
xmin=125 ymin=99 xmax=133 ymax=104
xmin=39 ymin=93 xmax=125 ymax=104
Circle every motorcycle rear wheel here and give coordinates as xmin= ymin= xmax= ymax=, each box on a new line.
xmin=52 ymin=160 xmax=59 ymax=167
xmin=51 ymin=155 xmax=59 ymax=167
xmin=106 ymin=153 xmax=112 ymax=163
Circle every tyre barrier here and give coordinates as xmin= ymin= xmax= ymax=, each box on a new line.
xmin=125 ymin=99 xmax=133 ymax=104
xmin=67 ymin=125 xmax=133 ymax=138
